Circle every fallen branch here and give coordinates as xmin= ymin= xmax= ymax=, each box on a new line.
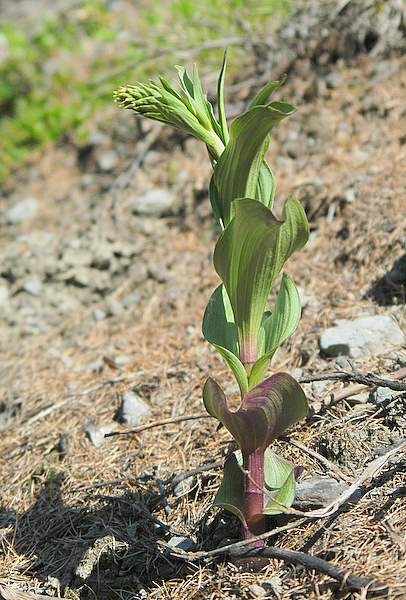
xmin=299 ymin=367 xmax=406 ymax=392
xmin=166 ymin=530 xmax=377 ymax=591
xmin=105 ymin=412 xmax=210 ymax=438
xmin=231 ymin=546 xmax=378 ymax=592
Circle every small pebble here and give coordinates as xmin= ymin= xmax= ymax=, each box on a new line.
xmin=174 ymin=476 xmax=194 ymax=497
xmin=23 ymin=278 xmax=42 ymax=296
xmin=166 ymin=536 xmax=195 ymax=552
xmin=248 ymin=584 xmax=266 ymax=598
xmin=92 ymin=308 xmax=107 ymax=322
xmin=5 ymin=197 xmax=38 ymax=224
xmin=85 ymin=422 xmax=117 ymax=447
xmin=114 ymin=354 xmax=131 ymax=367
xmin=117 ymin=391 xmax=151 ymax=425
xmin=96 ymin=149 xmax=119 ymax=172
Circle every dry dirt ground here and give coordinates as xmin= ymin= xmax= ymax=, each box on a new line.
xmin=1 ymin=6 xmax=406 ymax=600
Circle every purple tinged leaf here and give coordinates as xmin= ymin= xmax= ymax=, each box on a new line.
xmin=203 ymin=372 xmax=308 ymax=455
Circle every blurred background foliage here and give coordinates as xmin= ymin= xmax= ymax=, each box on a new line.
xmin=0 ymin=0 xmax=293 ymax=183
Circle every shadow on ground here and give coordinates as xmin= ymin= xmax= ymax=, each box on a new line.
xmin=3 ymin=474 xmax=188 ymax=599
xmin=367 ymin=253 xmax=406 ymax=305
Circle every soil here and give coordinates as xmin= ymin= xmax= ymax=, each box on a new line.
xmin=0 ymin=2 xmax=405 ymax=599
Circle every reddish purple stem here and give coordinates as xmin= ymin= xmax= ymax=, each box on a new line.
xmin=242 ymin=447 xmax=266 ymax=546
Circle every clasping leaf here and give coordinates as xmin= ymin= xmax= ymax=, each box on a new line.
xmin=203 ymin=372 xmax=308 ymax=455
xmin=213 ymin=196 xmax=308 ymax=367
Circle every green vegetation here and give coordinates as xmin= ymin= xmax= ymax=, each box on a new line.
xmin=0 ymin=0 xmax=292 ymax=183
xmin=115 ymin=58 xmax=308 ymax=544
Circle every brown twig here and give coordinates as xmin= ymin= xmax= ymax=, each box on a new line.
xmin=231 ymin=547 xmax=378 ymax=592
xmin=299 ymin=368 xmax=406 ymax=391
xmin=105 ymin=412 xmax=210 ymax=438
xmin=166 ymin=530 xmax=377 ymax=591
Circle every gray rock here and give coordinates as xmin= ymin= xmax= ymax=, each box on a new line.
xmin=23 ymin=278 xmax=42 ymax=296
xmin=96 ymin=149 xmax=119 ymax=172
xmin=122 ymin=290 xmax=142 ymax=308
xmin=113 ymin=354 xmax=131 ymax=367
xmin=92 ymin=308 xmax=107 ymax=322
xmin=80 ymin=173 xmax=95 ymax=189
xmin=371 ymin=386 xmax=394 ymax=405
xmin=62 ymin=247 xmax=92 ymax=267
xmin=6 ymin=197 xmax=38 ymax=224
xmin=129 ymin=188 xmax=175 ymax=217
xmin=320 ymin=315 xmax=405 ymax=358
xmin=248 ymin=584 xmax=267 ymax=598
xmin=65 ymin=267 xmax=110 ymax=292
xmin=130 ymin=262 xmax=149 ymax=285
xmin=0 ymin=281 xmax=10 ymax=306
xmin=85 ymin=422 xmax=117 ymax=447
xmin=88 ymin=359 xmax=104 ymax=373
xmin=166 ymin=536 xmax=195 ymax=552
xmin=295 ymin=477 xmax=348 ymax=508
xmin=104 ymin=297 xmax=123 ymax=316
xmin=149 ymin=262 xmax=171 ymax=283
xmin=335 ymin=357 xmax=352 ymax=369
xmin=117 ymin=391 xmax=151 ymax=425
xmin=325 ymin=72 xmax=342 ymax=89
xmin=88 ymin=129 xmax=111 ymax=147
xmin=297 ymin=285 xmax=317 ymax=310
xmin=262 ymin=577 xmax=283 ymax=597
xmin=90 ymin=242 xmax=112 ymax=270
xmin=344 ymin=187 xmax=356 ymax=203
xmin=174 ymin=476 xmax=194 ymax=497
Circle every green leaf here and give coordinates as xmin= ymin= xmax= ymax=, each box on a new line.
xmin=203 ymin=372 xmax=308 ymax=455
xmin=248 ymin=77 xmax=287 ymax=212
xmin=216 ymin=50 xmax=229 ymax=145
xmin=213 ymin=101 xmax=295 ymax=226
xmin=203 ymin=285 xmax=248 ymax=396
xmin=208 ymin=175 xmax=223 ymax=227
xmin=214 ymin=449 xmax=298 ymax=522
xmin=213 ymin=451 xmax=245 ymax=523
xmin=263 ymin=450 xmax=297 ymax=515
xmin=248 ymin=76 xmax=287 ymax=109
xmin=250 ymin=273 xmax=301 ymax=388
xmin=255 ymin=158 xmax=276 ymax=213
xmin=213 ymin=197 xmax=308 ymax=364
xmin=175 ymin=64 xmax=211 ymax=131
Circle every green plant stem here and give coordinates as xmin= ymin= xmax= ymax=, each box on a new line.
xmin=242 ymin=447 xmax=266 ymax=545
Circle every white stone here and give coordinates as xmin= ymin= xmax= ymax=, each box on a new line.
xmin=118 ymin=391 xmax=151 ymax=425
xmin=96 ymin=149 xmax=118 ymax=172
xmin=85 ymin=422 xmax=117 ymax=447
xmin=320 ymin=315 xmax=405 ymax=358
xmin=129 ymin=188 xmax=175 ymax=217
xmin=6 ymin=198 xmax=38 ymax=224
